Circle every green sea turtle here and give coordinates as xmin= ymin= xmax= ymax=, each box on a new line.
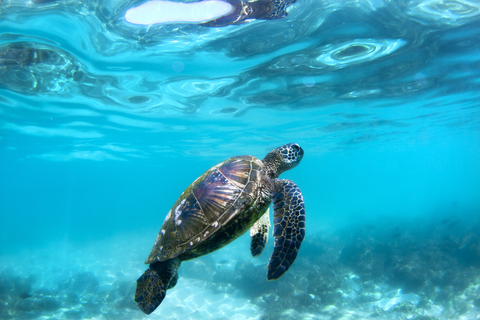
xmin=135 ymin=143 xmax=305 ymax=314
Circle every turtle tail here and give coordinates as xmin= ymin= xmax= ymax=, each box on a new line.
xmin=135 ymin=258 xmax=181 ymax=314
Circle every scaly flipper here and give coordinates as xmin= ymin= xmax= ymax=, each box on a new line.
xmin=250 ymin=208 xmax=270 ymax=257
xmin=268 ymin=179 xmax=305 ymax=280
xmin=135 ymin=258 xmax=181 ymax=314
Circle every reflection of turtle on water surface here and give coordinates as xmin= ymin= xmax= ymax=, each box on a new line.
xmin=201 ymin=0 xmax=298 ymax=27
xmin=135 ymin=143 xmax=306 ymax=314
xmin=125 ymin=0 xmax=297 ymax=27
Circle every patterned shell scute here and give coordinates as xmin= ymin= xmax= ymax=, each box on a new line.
xmin=146 ymin=155 xmax=262 ymax=263
xmin=219 ymin=155 xmax=255 ymax=190
xmin=173 ymin=192 xmax=208 ymax=241
xmin=193 ymin=169 xmax=238 ymax=220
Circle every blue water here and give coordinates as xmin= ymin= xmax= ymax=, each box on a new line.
xmin=1 ymin=0 xmax=480 ymax=319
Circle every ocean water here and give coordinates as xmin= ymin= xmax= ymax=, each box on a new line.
xmin=1 ymin=0 xmax=480 ymax=319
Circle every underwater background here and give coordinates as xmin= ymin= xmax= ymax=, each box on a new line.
xmin=1 ymin=0 xmax=480 ymax=319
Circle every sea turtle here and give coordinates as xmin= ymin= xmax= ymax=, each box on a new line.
xmin=135 ymin=143 xmax=305 ymax=314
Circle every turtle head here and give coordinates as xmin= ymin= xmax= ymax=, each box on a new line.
xmin=262 ymin=143 xmax=304 ymax=179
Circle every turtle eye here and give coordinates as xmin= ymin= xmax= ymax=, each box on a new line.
xmin=288 ymin=144 xmax=304 ymax=162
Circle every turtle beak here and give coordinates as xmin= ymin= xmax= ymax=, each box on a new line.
xmin=298 ymin=145 xmax=304 ymax=157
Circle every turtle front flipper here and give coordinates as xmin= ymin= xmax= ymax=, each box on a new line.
xmin=250 ymin=208 xmax=270 ymax=257
xmin=268 ymin=179 xmax=305 ymax=280
xmin=135 ymin=258 xmax=181 ymax=314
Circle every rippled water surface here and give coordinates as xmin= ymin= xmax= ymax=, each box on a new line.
xmin=1 ymin=0 xmax=480 ymax=319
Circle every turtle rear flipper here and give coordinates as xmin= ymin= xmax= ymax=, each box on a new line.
xmin=250 ymin=208 xmax=270 ymax=257
xmin=135 ymin=258 xmax=181 ymax=314
xmin=267 ymin=179 xmax=305 ymax=280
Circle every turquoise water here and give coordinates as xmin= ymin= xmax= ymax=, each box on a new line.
xmin=1 ymin=0 xmax=480 ymax=319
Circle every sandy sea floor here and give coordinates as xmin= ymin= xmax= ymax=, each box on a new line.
xmin=1 ymin=220 xmax=480 ymax=320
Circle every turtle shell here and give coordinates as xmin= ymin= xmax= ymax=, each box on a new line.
xmin=145 ymin=155 xmax=266 ymax=264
